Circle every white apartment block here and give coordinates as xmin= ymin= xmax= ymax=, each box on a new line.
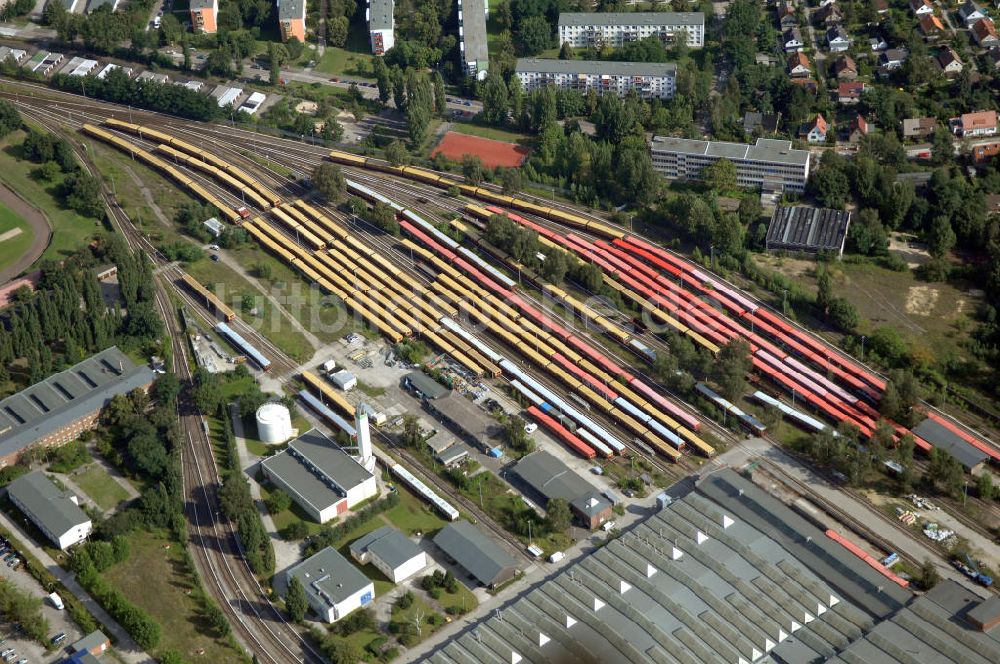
xmin=367 ymin=0 xmax=394 ymax=55
xmin=459 ymin=0 xmax=489 ymax=80
xmin=649 ymin=136 xmax=812 ymax=192
xmin=515 ymin=59 xmax=677 ymax=99
xmin=558 ymin=12 xmax=705 ymax=49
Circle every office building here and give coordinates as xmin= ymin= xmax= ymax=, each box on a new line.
xmin=8 ymin=471 xmax=92 ymax=549
xmin=284 ymin=547 xmax=374 ymax=623
xmin=261 ymin=428 xmax=377 ymax=523
xmin=515 ymin=58 xmax=676 ymax=99
xmin=557 ymin=12 xmax=704 ymax=49
xmin=367 ymin=0 xmax=394 ymax=55
xmin=278 ymin=0 xmax=306 ymax=43
xmin=0 ymin=347 xmax=155 ymax=467
xmin=190 ymin=0 xmax=218 ymax=33
xmin=459 ymin=0 xmax=489 ymax=80
xmin=649 ymin=136 xmax=811 ymax=192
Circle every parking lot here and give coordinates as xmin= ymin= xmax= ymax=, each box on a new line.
xmin=0 ymin=537 xmax=82 ymax=664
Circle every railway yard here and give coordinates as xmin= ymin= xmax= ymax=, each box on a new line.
xmin=3 ymin=79 xmax=1000 ymax=663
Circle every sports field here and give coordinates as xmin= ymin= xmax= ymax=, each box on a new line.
xmin=432 ymin=131 xmax=530 ymax=169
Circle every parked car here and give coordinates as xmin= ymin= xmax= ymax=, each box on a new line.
xmin=51 ymin=633 xmax=66 ymax=645
xmin=524 ymin=422 xmax=538 ymax=434
xmin=210 ymin=255 xmax=220 ymax=262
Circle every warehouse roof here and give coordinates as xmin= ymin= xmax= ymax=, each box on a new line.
xmin=0 ymin=346 xmax=155 ymax=461
xmin=912 ymin=418 xmax=988 ymax=470
xmin=650 ymin=136 xmax=811 ymax=166
xmin=286 ymin=546 xmax=372 ymax=608
xmin=827 ymin=580 xmax=1000 ymax=663
xmin=260 ymin=429 xmax=373 ymax=512
xmin=8 ymin=471 xmax=90 ymax=537
xmin=766 ymin=206 xmax=852 ymax=255
xmin=558 ymin=11 xmax=704 ymax=27
xmin=426 ymin=469 xmax=914 ymax=664
xmin=427 ymin=393 xmax=491 ymax=443
xmin=433 ymin=520 xmax=517 ymax=587
xmin=516 ymin=58 xmax=677 ymax=77
xmin=512 ymin=451 xmax=604 ymax=505
xmin=350 ymin=526 xmax=421 ymax=569
xmin=403 ymin=372 xmax=450 ymax=400
xmin=368 ymin=0 xmax=393 ymax=31
xmin=460 ymin=0 xmax=489 ymax=65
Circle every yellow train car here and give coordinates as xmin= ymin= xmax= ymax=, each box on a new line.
xmin=343 ymin=298 xmax=404 ymax=343
xmin=294 ymin=201 xmax=349 ymax=242
xmin=547 ymin=364 xmax=583 ymax=392
xmin=577 ymin=385 xmax=614 ymax=415
xmin=302 ymin=371 xmax=356 ymax=417
xmin=273 ymin=208 xmax=325 ymax=250
xmin=464 ymin=204 xmax=493 ymax=221
xmin=103 ymin=118 xmax=141 ymax=133
xmin=249 ymin=228 xmax=297 ymax=264
xmin=678 ymin=427 xmax=716 ymax=457
xmin=545 ymin=207 xmax=589 ymax=229
xmin=641 ymin=430 xmax=682 ymax=462
xmin=328 ymin=149 xmax=368 ymax=168
xmin=401 ymin=166 xmax=443 ymax=186
xmin=180 ymin=274 xmax=237 ymax=321
xmin=586 ymin=220 xmax=626 ymax=239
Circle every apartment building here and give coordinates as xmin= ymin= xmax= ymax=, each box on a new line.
xmin=459 ymin=0 xmax=489 ymax=80
xmin=189 ymin=0 xmax=218 ymax=34
xmin=557 ymin=12 xmax=705 ymax=49
xmin=515 ymin=58 xmax=677 ymax=99
xmin=367 ymin=0 xmax=394 ymax=55
xmin=278 ymin=0 xmax=306 ymax=43
xmin=649 ymin=136 xmax=812 ymax=192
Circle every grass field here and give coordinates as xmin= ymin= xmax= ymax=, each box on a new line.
xmin=0 ymin=200 xmax=33 ymax=274
xmin=74 ymin=463 xmax=131 ymax=511
xmin=102 ymin=530 xmax=246 ymax=664
xmin=0 ymin=130 xmax=98 ymax=266
xmin=447 ymin=122 xmax=533 ymax=146
xmin=307 ymin=21 xmax=375 ymax=79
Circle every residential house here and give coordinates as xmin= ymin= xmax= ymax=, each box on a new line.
xmin=790 ymin=78 xmax=820 ymax=93
xmin=870 ymin=35 xmax=889 ymax=51
xmin=783 ymin=27 xmax=805 ymax=52
xmin=973 ymin=18 xmax=1000 ymax=47
xmin=846 ymin=115 xmax=870 ymax=143
xmin=959 ymin=0 xmax=988 ymax=26
xmin=950 ymin=110 xmax=998 ymax=136
xmin=838 ymin=81 xmax=865 ymax=104
xmin=879 ymin=48 xmax=909 ymax=70
xmin=910 ymin=0 xmax=934 ymax=15
xmin=814 ymin=3 xmax=843 ymax=25
xmin=778 ymin=2 xmax=798 ymax=29
xmin=919 ymin=14 xmax=945 ymax=38
xmin=972 ymin=141 xmax=1000 ymax=162
xmin=937 ymin=47 xmax=964 ymax=75
xmin=834 ymin=55 xmax=858 ymax=79
xmin=743 ymin=111 xmax=782 ymax=135
xmin=189 ymin=0 xmax=218 ymax=33
xmin=800 ymin=114 xmax=829 ymax=143
xmin=788 ymin=51 xmax=812 ymax=77
xmin=826 ymin=25 xmax=851 ymax=52
xmin=902 ymin=117 xmax=937 ymax=139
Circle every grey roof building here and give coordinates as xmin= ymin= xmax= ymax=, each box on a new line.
xmin=516 ymin=59 xmax=678 ymax=100
xmin=912 ymin=417 xmax=989 ymax=471
xmin=766 ymin=206 xmax=853 ymax=256
xmin=403 ymin=371 xmax=450 ymax=400
xmin=426 ymin=393 xmax=493 ymax=449
xmin=459 ymin=0 xmax=489 ymax=80
xmin=8 ymin=471 xmax=92 ymax=549
xmin=433 ymin=520 xmax=518 ymax=588
xmin=0 ymin=346 xmax=155 ymax=466
xmin=350 ymin=525 xmax=427 ymax=582
xmin=515 ymin=58 xmax=677 ymax=77
xmin=511 ymin=451 xmax=612 ymax=528
xmin=426 ymin=469 xmax=915 ymax=664
xmin=284 ymin=546 xmax=374 ymax=623
xmin=557 ymin=12 xmax=705 ymax=48
xmin=260 ymin=429 xmax=377 ymax=523
xmin=650 ymin=136 xmax=811 ymax=192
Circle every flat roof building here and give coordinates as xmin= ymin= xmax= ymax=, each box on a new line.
xmin=766 ymin=205 xmax=852 ymax=256
xmin=190 ymin=0 xmax=219 ymax=34
xmin=516 ymin=58 xmax=677 ymax=99
xmin=433 ymin=520 xmax=518 ymax=588
xmin=459 ymin=0 xmax=489 ymax=80
xmin=403 ymin=371 xmax=450 ymax=400
xmin=212 ymin=85 xmax=243 ymax=109
xmin=558 ymin=12 xmax=705 ymax=48
xmin=261 ymin=428 xmax=377 ymax=523
xmin=426 ymin=393 xmax=492 ymax=449
xmin=426 ymin=469 xmax=914 ymax=663
xmin=70 ymin=630 xmax=110 ymax=657
xmin=136 ymin=70 xmax=170 ymax=85
xmin=367 ymin=0 xmax=394 ymax=55
xmin=0 ymin=346 xmax=155 ymax=467
xmin=277 ymin=0 xmax=306 ymax=43
xmin=912 ymin=417 xmax=989 ymax=471
xmin=284 ymin=546 xmax=374 ymax=623
xmin=8 ymin=471 xmax=92 ymax=549
xmin=649 ymin=136 xmax=811 ymax=192
xmin=60 ymin=56 xmax=98 ymax=77
xmin=512 ymin=451 xmax=612 ymax=529
xmin=349 ymin=525 xmax=427 ymax=583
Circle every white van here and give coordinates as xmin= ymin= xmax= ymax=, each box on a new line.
xmin=548 ymin=551 xmax=565 ymax=563
xmin=48 ymin=592 xmax=64 ymax=610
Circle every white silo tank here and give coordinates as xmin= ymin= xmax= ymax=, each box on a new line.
xmin=255 ymin=403 xmax=292 ymax=444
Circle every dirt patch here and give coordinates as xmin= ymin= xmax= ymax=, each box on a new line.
xmin=295 ymin=101 xmax=319 ymax=115
xmin=432 ymin=131 xmax=531 ymax=168
xmin=0 ymin=182 xmax=51 ymax=285
xmin=753 ymin=254 xmax=815 ymax=279
xmin=0 ymin=227 xmax=23 ymax=242
xmin=905 ymin=286 xmax=940 ymax=316
xmin=888 ymin=232 xmax=931 ymax=268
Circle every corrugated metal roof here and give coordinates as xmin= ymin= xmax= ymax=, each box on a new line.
xmin=912 ymin=418 xmax=988 ymax=469
xmin=433 ymin=521 xmax=517 ymax=587
xmin=766 ymin=206 xmax=852 ymax=254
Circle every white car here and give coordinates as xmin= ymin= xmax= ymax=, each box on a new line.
xmin=524 ymin=422 xmax=538 ymax=434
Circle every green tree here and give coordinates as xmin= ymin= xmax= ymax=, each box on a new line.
xmin=924 ymin=447 xmax=964 ymax=498
xmin=0 ymin=100 xmax=21 ymax=138
xmin=917 ymin=559 xmax=940 ymax=590
xmin=559 ymin=41 xmax=573 ymax=59
xmin=540 ymin=249 xmax=569 ymax=283
xmin=501 ymin=167 xmax=521 ymax=195
xmin=384 ymin=139 xmax=410 ymax=166
xmin=462 ymin=154 xmax=484 ymax=185
xmin=546 ymin=497 xmax=571 ymax=532
xmin=481 ymin=71 xmax=510 ymax=126
xmin=312 ymin=162 xmax=346 ymax=201
xmin=827 ymin=298 xmax=858 ymax=332
xmin=401 ymin=414 xmax=422 ymax=447
xmin=712 ymin=339 xmax=752 ymax=401
xmin=977 ymin=473 xmax=994 ymax=500
xmin=285 ymin=576 xmax=308 ymax=622
xmin=703 ymin=158 xmax=737 ymax=193
xmin=926 ymin=215 xmax=956 ymax=259
xmin=517 ymin=16 xmax=553 ymax=55
xmin=265 ymin=489 xmax=292 ymax=514
xmin=268 ymin=42 xmax=281 ymax=86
